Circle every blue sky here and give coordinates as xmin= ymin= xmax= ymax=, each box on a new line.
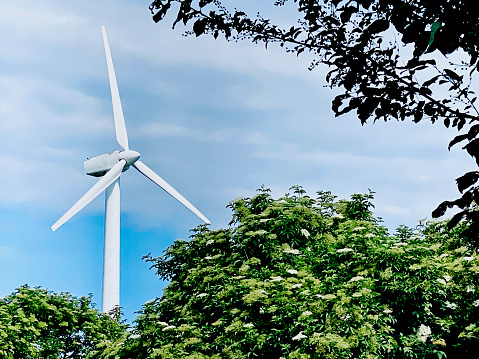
xmin=0 ymin=0 xmax=474 ymax=322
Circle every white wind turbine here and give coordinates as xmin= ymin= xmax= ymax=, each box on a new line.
xmin=52 ymin=26 xmax=210 ymax=313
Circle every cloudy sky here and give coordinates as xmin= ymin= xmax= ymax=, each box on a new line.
xmin=0 ymin=0 xmax=473 ymax=321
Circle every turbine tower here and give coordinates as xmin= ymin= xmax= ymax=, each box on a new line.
xmin=52 ymin=26 xmax=210 ymax=314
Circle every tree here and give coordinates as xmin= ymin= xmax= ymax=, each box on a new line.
xmin=148 ymin=0 xmax=479 ymax=243
xmin=0 ymin=285 xmax=127 ymax=359
xmin=111 ymin=187 xmax=479 ymax=358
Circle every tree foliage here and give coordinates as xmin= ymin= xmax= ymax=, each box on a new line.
xmin=148 ymin=0 xmax=479 ymax=243
xmin=109 ymin=187 xmax=479 ymax=358
xmin=0 ymin=286 xmax=127 ymax=359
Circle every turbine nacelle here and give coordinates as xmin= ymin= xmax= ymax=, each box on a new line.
xmin=85 ymin=150 xmax=140 ymax=177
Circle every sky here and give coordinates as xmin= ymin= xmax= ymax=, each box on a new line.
xmin=0 ymin=0 xmax=474 ymax=322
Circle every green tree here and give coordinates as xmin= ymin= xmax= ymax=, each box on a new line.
xmin=0 ymin=285 xmax=127 ymax=359
xmin=148 ymin=0 xmax=479 ymax=243
xmin=112 ymin=187 xmax=479 ymax=358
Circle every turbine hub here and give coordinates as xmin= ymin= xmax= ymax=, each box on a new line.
xmin=118 ymin=150 xmax=140 ymax=166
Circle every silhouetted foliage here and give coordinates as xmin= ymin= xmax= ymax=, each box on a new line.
xmin=148 ymin=0 xmax=479 ymax=245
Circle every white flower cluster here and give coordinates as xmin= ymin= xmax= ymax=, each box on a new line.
xmin=283 ymin=248 xmax=301 ymax=255
xmin=292 ymin=332 xmax=307 ymax=340
xmin=437 ymin=275 xmax=452 ymax=286
xmin=300 ymin=228 xmax=310 ymax=238
xmin=158 ymin=320 xmax=176 ymax=331
xmin=417 ymin=324 xmax=431 ymax=342
xmin=337 ymin=248 xmax=353 ymax=253
xmin=286 ymin=269 xmax=298 ymax=275
xmin=353 ymin=226 xmax=366 ymax=231
xmin=437 ymin=278 xmax=447 ymax=285
xmin=445 ymin=301 xmax=458 ymax=310
xmin=270 ymin=276 xmax=283 ymax=282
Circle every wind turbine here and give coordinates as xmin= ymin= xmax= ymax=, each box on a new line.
xmin=51 ymin=26 xmax=210 ymax=314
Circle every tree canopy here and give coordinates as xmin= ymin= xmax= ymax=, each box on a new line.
xmin=104 ymin=187 xmax=479 ymax=358
xmin=0 ymin=286 xmax=127 ymax=359
xmin=148 ymin=0 xmax=479 ymax=243
xmin=4 ymin=188 xmax=479 ymax=358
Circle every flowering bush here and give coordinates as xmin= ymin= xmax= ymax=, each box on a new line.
xmin=111 ymin=187 xmax=479 ymax=358
xmin=0 ymin=286 xmax=127 ymax=358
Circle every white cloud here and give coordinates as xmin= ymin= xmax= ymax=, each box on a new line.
xmin=137 ymin=121 xmax=273 ymax=148
xmin=37 ymin=146 xmax=76 ymax=159
xmin=0 ymin=75 xmax=111 ymax=138
xmin=138 ymin=122 xmax=193 ymax=138
xmin=0 ymin=154 xmax=92 ymax=207
xmin=0 ymin=245 xmax=13 ymax=259
xmin=376 ymin=205 xmax=413 ymax=218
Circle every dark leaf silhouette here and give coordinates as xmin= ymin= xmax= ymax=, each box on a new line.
xmin=456 ymin=172 xmax=479 ymax=193
xmin=148 ymin=0 xmax=479 ymax=235
xmin=464 ymin=139 xmax=479 ymax=165
xmin=447 ymin=210 xmax=467 ymax=229
xmin=444 ymin=69 xmax=462 ymax=82
xmin=449 ymin=133 xmax=470 ymax=150
xmin=367 ymin=19 xmax=389 ymax=34
xmin=432 ymin=201 xmax=452 ymax=218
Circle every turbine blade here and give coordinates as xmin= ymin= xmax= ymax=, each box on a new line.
xmin=101 ymin=26 xmax=129 ymax=151
xmin=133 ymin=160 xmax=210 ymax=224
xmin=51 ymin=160 xmax=126 ymax=231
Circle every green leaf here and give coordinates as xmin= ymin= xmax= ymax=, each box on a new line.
xmin=428 ymin=21 xmax=441 ymax=48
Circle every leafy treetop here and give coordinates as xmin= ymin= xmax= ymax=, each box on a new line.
xmin=106 ymin=186 xmax=479 ymax=358
xmin=0 ymin=286 xmax=127 ymax=359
